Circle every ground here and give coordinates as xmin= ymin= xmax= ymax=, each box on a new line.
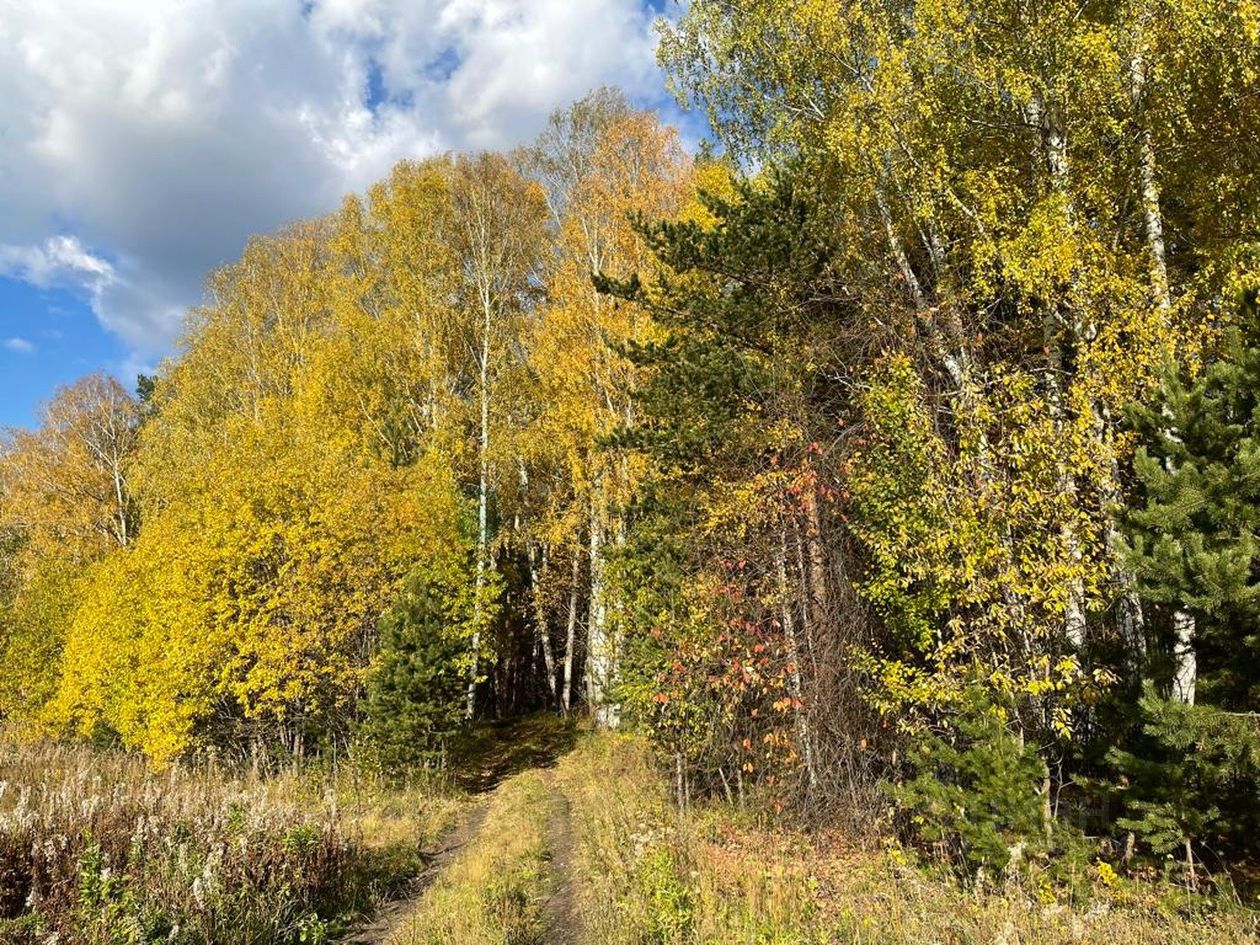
xmin=335 ymin=719 xmax=1260 ymax=945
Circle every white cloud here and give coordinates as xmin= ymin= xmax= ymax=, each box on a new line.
xmin=0 ymin=234 xmax=125 ymax=342
xmin=0 ymin=236 xmax=115 ymax=289
xmin=3 ymin=338 xmax=35 ymax=354
xmin=0 ymin=0 xmax=670 ymax=354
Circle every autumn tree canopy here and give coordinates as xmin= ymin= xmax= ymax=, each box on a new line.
xmin=2 ymin=3 xmax=1259 ymax=879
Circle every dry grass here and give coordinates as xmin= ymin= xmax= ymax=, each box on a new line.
xmin=556 ymin=735 xmax=1260 ymax=945
xmin=19 ymin=726 xmax=1248 ymax=945
xmin=388 ymin=769 xmax=557 ymax=945
xmin=553 ymin=735 xmax=687 ymax=945
xmin=0 ymin=733 xmax=464 ymax=945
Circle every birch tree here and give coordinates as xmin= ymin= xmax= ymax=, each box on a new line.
xmin=523 ymin=97 xmax=688 ymax=726
xmin=450 ymin=153 xmax=548 ymax=719
xmin=0 ymin=375 xmax=141 ymax=720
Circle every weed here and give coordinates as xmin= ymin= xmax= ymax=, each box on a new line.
xmin=0 ymin=733 xmax=463 ymax=944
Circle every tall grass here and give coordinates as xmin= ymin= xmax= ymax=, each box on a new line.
xmin=389 ymin=770 xmax=556 ymax=945
xmin=0 ymin=734 xmax=463 ymax=945
xmin=557 ymin=735 xmax=1260 ymax=945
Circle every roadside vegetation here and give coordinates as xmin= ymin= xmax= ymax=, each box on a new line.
xmin=1 ymin=0 xmax=1259 ymax=939
xmin=3 ymin=726 xmax=1257 ymax=944
xmin=559 ymin=736 xmax=1260 ymax=945
xmin=0 ymin=732 xmax=464 ymax=945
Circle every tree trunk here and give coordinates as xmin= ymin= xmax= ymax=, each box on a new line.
xmin=1026 ymin=89 xmax=1089 ymax=652
xmin=111 ymin=460 xmax=129 ymax=547
xmin=801 ymin=483 xmax=830 ymax=646
xmin=586 ymin=483 xmax=618 ymax=728
xmin=777 ymin=533 xmax=817 ymax=790
xmin=466 ymin=290 xmax=492 ymax=721
xmin=1130 ymin=37 xmax=1171 ymax=311
xmin=874 ymin=184 xmax=968 ymax=391
xmin=1130 ymin=32 xmax=1197 ymax=702
xmin=1099 ymin=401 xmax=1147 ymax=666
xmin=1172 ymin=610 xmax=1196 ymax=705
xmin=562 ymin=551 xmax=580 ymax=714
xmin=519 ymin=460 xmax=558 ymax=704
xmin=531 ymin=540 xmax=559 ymax=703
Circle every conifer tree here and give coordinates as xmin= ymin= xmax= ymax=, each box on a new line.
xmin=364 ymin=576 xmax=471 ymax=771
xmin=1113 ymin=292 xmax=1260 ymax=877
xmin=1123 ymin=292 xmax=1260 ymax=709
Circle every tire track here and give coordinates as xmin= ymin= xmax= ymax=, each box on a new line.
xmin=539 ymin=769 xmax=583 ymax=945
xmin=338 ymin=799 xmax=489 ymax=945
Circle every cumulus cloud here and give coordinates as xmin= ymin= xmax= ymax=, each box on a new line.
xmin=0 ymin=0 xmax=669 ymax=353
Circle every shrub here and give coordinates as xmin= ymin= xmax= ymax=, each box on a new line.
xmin=890 ymin=693 xmax=1059 ymax=878
xmin=0 ymin=736 xmax=373 ymax=944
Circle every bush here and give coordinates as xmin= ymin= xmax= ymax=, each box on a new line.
xmin=0 ymin=736 xmax=372 ymax=944
xmin=890 ymin=693 xmax=1059 ymax=878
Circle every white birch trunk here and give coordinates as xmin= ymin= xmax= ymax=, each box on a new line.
xmin=1131 ymin=31 xmax=1197 ymax=699
xmin=1130 ymin=36 xmax=1171 ymax=312
xmin=874 ymin=185 xmax=968 ymax=391
xmin=586 ymin=485 xmax=619 ymax=728
xmin=562 ymin=552 xmax=580 ymax=714
xmin=466 ymin=287 xmax=492 ymax=721
xmin=531 ymin=540 xmax=558 ymax=702
xmin=518 ymin=460 xmax=558 ymax=702
xmin=1026 ymin=90 xmax=1089 ymax=651
xmin=1171 ymin=610 xmax=1196 ymax=705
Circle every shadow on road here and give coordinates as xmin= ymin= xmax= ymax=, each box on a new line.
xmin=449 ymin=712 xmax=579 ymax=794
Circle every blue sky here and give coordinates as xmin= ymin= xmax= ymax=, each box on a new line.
xmin=0 ymin=278 xmax=132 ymax=424
xmin=0 ymin=0 xmax=693 ymax=429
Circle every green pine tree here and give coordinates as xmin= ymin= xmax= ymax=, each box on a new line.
xmin=891 ymin=690 xmax=1058 ymax=879
xmin=596 ymin=161 xmax=859 ymax=788
xmin=1123 ymin=291 xmax=1260 ymax=709
xmin=363 ymin=575 xmax=469 ymax=772
xmin=1112 ymin=291 xmax=1260 ymax=873
xmin=1107 ymin=685 xmax=1260 ymax=876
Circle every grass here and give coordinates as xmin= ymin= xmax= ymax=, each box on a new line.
xmin=448 ymin=713 xmax=578 ymax=793
xmin=0 ymin=733 xmax=465 ymax=945
xmin=5 ymin=723 xmax=1256 ymax=945
xmin=388 ymin=769 xmax=558 ymax=945
xmin=554 ymin=735 xmax=1260 ymax=945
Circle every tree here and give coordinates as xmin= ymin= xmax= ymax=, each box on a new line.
xmin=515 ymin=88 xmax=636 ymax=714
xmin=522 ymin=95 xmax=689 ymax=726
xmin=449 ymin=153 xmax=549 ymax=719
xmin=363 ymin=573 xmax=478 ymax=772
xmin=0 ymin=374 xmax=139 ymax=556
xmin=1106 ymin=685 xmax=1260 ymax=886
xmin=0 ymin=375 xmax=141 ymax=721
xmin=1122 ymin=293 xmax=1260 ymax=709
xmin=600 ymin=164 xmax=870 ymax=799
xmin=326 ymin=159 xmax=464 ymax=464
xmin=660 ymin=0 xmax=1260 ymax=669
xmin=892 ymin=690 xmax=1063 ymax=878
xmin=43 ymin=212 xmax=477 ymax=762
